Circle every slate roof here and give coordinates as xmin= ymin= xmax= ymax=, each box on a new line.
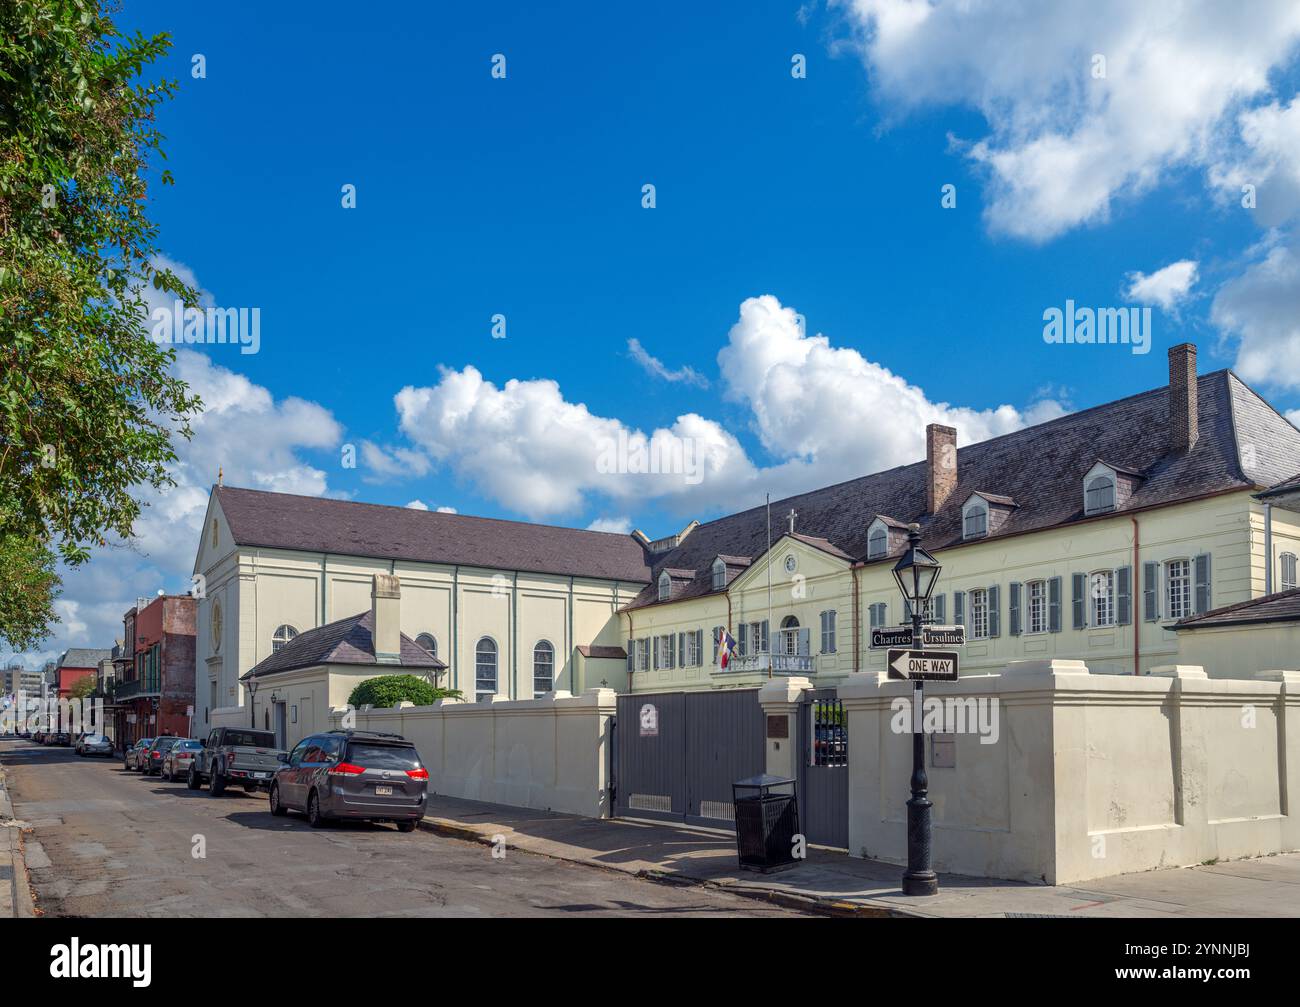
xmin=214 ymin=486 xmax=652 ymax=584
xmin=625 ymin=370 xmax=1300 ymax=611
xmin=576 ymin=645 xmax=627 ymax=660
xmin=1174 ymin=588 xmax=1300 ymax=630
xmin=59 ymin=648 xmax=113 ymax=669
xmin=242 ymin=610 xmax=445 ymax=680
xmin=1257 ymin=471 xmax=1300 ymax=499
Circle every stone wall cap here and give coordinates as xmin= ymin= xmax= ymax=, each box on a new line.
xmin=1148 ymin=664 xmax=1209 ymax=679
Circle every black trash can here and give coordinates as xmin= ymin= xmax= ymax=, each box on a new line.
xmin=732 ymin=774 xmax=800 ymax=873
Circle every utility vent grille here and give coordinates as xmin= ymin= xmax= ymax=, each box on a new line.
xmin=628 ymin=793 xmax=672 ymax=813
xmin=699 ymin=800 xmax=735 ymax=822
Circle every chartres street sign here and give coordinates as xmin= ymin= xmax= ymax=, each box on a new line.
xmin=870 ymin=625 xmax=967 ymax=649
xmin=887 ymin=649 xmax=960 ymax=681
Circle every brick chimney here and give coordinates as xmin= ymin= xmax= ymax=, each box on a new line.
xmin=1168 ymin=343 xmax=1198 ymax=453
xmin=371 ymin=573 xmax=402 ymax=664
xmin=926 ymin=423 xmax=958 ymax=514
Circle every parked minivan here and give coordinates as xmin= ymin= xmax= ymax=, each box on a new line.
xmin=269 ymin=730 xmax=427 ymax=831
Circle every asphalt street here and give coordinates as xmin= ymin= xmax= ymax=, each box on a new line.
xmin=0 ymin=738 xmax=808 ymax=918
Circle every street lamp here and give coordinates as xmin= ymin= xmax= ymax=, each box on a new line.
xmin=891 ymin=522 xmax=941 ymax=897
xmin=246 ymin=676 xmax=258 ymax=728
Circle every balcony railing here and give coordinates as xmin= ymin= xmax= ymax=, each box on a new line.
xmin=112 ymin=679 xmax=160 ymax=700
xmin=724 ymin=652 xmax=815 ymax=675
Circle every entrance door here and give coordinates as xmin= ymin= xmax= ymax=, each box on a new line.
xmin=797 ymin=688 xmax=848 ymax=849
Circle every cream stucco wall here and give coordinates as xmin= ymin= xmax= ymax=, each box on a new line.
xmin=1176 ymin=622 xmax=1300 ymax=678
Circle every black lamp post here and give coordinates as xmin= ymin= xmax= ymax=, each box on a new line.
xmin=891 ymin=522 xmax=942 ymax=897
xmin=246 ymin=676 xmax=258 ymax=728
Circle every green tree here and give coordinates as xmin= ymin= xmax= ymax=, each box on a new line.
xmin=0 ymin=1 xmax=202 ymax=648
xmin=348 ymin=674 xmax=462 ymax=709
xmin=68 ymin=672 xmax=96 ymax=700
xmin=0 ymin=531 xmax=60 ymax=651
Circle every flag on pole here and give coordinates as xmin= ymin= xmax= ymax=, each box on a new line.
xmin=717 ymin=629 xmax=738 ymax=671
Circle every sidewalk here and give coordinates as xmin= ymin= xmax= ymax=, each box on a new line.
xmin=0 ymin=761 xmax=36 ymax=919
xmin=421 ymin=795 xmax=1300 ymax=918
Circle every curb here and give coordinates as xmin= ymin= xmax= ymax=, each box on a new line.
xmin=0 ymin=762 xmax=36 ymax=919
xmin=418 ymin=817 xmax=911 ymax=918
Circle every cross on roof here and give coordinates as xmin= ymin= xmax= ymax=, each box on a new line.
xmin=787 ymin=508 xmax=797 ymax=534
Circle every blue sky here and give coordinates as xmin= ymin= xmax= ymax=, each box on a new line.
xmin=13 ymin=0 xmax=1300 ymax=666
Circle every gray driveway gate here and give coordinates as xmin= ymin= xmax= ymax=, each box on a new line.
xmin=613 ymin=689 xmax=765 ymax=827
xmin=797 ymin=688 xmax=849 ymax=849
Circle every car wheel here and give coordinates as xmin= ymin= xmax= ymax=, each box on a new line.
xmin=209 ymin=768 xmax=226 ymax=796
xmin=187 ymin=766 xmax=201 ymax=790
xmin=396 ymin=820 xmax=417 ymax=833
xmin=307 ymin=791 xmax=327 ymax=828
xmin=269 ymin=783 xmax=287 ymax=817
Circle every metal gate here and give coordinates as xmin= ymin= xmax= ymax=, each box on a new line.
xmin=797 ymin=688 xmax=849 ymax=849
xmin=613 ymin=689 xmax=765 ymax=827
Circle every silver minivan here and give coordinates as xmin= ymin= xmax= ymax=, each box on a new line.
xmin=269 ymin=730 xmax=427 ymax=831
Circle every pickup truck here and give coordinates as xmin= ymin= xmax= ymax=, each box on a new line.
xmin=188 ymin=727 xmax=286 ymax=795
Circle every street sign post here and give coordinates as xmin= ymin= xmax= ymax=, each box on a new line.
xmin=871 ymin=625 xmax=966 ymax=649
xmin=887 ymin=649 xmax=960 ymax=682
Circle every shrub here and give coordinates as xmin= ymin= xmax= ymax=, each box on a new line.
xmin=347 ymin=674 xmax=461 ymax=709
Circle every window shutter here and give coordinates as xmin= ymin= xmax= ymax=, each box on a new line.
xmin=626 ymin=642 xmax=634 ymax=673
xmin=1143 ymin=562 xmax=1159 ymax=621
xmin=739 ymin=623 xmax=749 ymax=656
xmin=678 ymin=633 xmax=685 ymax=668
xmin=761 ymin=620 xmax=769 ymax=653
xmin=799 ymin=628 xmax=810 ymax=656
xmin=1049 ymin=576 xmax=1062 ymax=633
xmin=652 ymin=637 xmax=659 ymax=670
xmin=1009 ymin=582 xmax=1022 ymax=636
xmin=712 ymin=628 xmax=720 ymax=664
xmin=954 ymin=591 xmax=965 ymax=627
xmin=1071 ymin=572 xmax=1086 ymax=629
xmin=1116 ymin=566 xmax=1132 ymax=625
xmin=1194 ymin=553 xmax=1212 ymax=614
xmin=933 ymin=594 xmax=946 ymax=624
xmin=988 ymin=585 xmax=1001 ymax=637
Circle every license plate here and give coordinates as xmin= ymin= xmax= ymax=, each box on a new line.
xmin=254 ymin=772 xmax=269 ymax=779
xmin=375 ymin=785 xmax=393 ymax=796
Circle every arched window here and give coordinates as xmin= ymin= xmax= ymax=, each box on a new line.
xmin=271 ymin=624 xmax=298 ymax=653
xmin=963 ymin=502 xmax=988 ymax=540
xmin=475 ymin=637 xmax=498 ymax=703
xmin=1282 ymin=552 xmax=1298 ymax=591
xmin=658 ymin=571 xmax=671 ymax=602
xmin=711 ymin=558 xmax=726 ymax=591
xmin=780 ymin=615 xmax=800 ymax=655
xmin=533 ymin=640 xmax=554 ymax=698
xmin=1085 ymin=475 xmax=1116 ymax=515
xmin=868 ymin=526 xmax=888 ymax=559
xmin=415 ymin=633 xmax=437 ymax=659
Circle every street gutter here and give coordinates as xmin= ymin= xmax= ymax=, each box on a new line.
xmin=0 ymin=757 xmax=37 ymax=919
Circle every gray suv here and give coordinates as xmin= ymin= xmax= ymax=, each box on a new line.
xmin=269 ymin=730 xmax=427 ymax=831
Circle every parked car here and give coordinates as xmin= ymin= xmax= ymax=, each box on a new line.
xmin=123 ymin=737 xmax=154 ymax=771
xmin=144 ymin=736 xmax=180 ymax=776
xmin=51 ymin=731 xmax=70 ymax=745
xmin=189 ymin=727 xmax=285 ymax=795
xmin=77 ymin=734 xmax=114 ymax=758
xmin=161 ymin=739 xmax=203 ymax=782
xmin=269 ymin=729 xmax=427 ymax=831
xmin=31 ymin=730 xmax=45 ymax=744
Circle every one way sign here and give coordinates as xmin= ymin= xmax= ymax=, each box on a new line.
xmin=887 ymin=649 xmax=959 ymax=682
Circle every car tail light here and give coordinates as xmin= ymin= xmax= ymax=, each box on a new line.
xmin=405 ymin=767 xmax=429 ymax=780
xmin=328 ymin=762 xmax=365 ymax=776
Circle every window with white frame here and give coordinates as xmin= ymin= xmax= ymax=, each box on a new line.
xmin=1282 ymin=552 xmax=1298 ymax=591
xmin=655 ymin=634 xmax=676 ymax=669
xmin=1090 ymin=571 xmax=1115 ymax=626
xmin=970 ymin=589 xmax=989 ymax=639
xmin=271 ymin=624 xmax=298 ymax=653
xmin=1166 ymin=559 xmax=1192 ymax=620
xmin=685 ymin=629 xmax=703 ymax=666
xmin=414 ymin=633 xmax=437 ymax=658
xmin=1027 ymin=580 xmax=1047 ymax=634
xmin=867 ymin=525 xmax=888 ymax=559
xmin=532 ymin=640 xmax=554 ymax=697
xmin=1085 ymin=475 xmax=1116 ymax=515
xmin=711 ymin=559 xmax=726 ymax=591
xmin=637 ymin=638 xmax=651 ymax=671
xmin=475 ymin=637 xmax=498 ymax=702
xmin=657 ymin=571 xmax=671 ymax=602
xmin=963 ymin=501 xmax=988 ymax=540
xmin=820 ymin=610 xmax=837 ymax=653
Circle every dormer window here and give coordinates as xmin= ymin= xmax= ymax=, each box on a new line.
xmin=867 ymin=525 xmax=888 ymax=560
xmin=962 ymin=500 xmax=988 ymax=540
xmin=1085 ymin=474 xmax=1115 ymax=514
xmin=658 ymin=571 xmax=671 ymax=602
xmin=711 ymin=558 xmax=726 ymax=591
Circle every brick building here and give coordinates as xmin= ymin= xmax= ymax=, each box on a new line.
xmin=115 ymin=595 xmax=197 ymax=746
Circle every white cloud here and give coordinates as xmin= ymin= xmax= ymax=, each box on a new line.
xmin=1211 ymin=238 xmax=1300 ymax=389
xmin=1124 ymin=260 xmax=1199 ymax=312
xmin=627 ymin=338 xmax=709 ymax=388
xmin=1211 ymin=95 xmax=1300 ymax=226
xmin=404 ymin=500 xmax=429 ymax=510
xmin=436 ymin=506 xmax=457 ymax=514
xmin=1288 ymin=409 xmax=1300 ymax=428
xmin=392 ymin=295 xmax=1063 ymax=519
xmin=833 ymin=0 xmax=1300 ymax=241
xmin=587 ymin=516 xmax=633 ymax=534
xmin=362 ymin=441 xmax=433 ymax=481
